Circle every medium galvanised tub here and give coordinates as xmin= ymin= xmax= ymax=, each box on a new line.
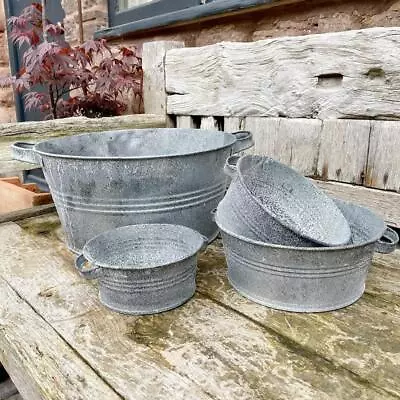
xmin=215 ymin=199 xmax=398 ymax=312
xmin=12 ymin=128 xmax=253 ymax=253
xmin=75 ymin=224 xmax=207 ymax=315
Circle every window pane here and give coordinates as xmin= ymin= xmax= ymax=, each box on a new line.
xmin=118 ymin=0 xmax=155 ymax=11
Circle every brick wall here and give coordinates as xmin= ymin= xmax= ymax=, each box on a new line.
xmin=0 ymin=1 xmax=16 ymax=123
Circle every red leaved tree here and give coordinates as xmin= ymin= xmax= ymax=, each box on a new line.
xmin=0 ymin=3 xmax=143 ymax=119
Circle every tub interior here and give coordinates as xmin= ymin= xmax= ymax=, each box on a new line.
xmin=84 ymin=224 xmax=204 ymax=269
xmin=36 ymin=129 xmax=234 ymax=158
xmin=217 ymin=198 xmax=386 ymax=248
xmin=238 ymin=155 xmax=351 ymax=246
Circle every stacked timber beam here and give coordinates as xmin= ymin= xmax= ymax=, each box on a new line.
xmin=0 ymin=114 xmax=166 ymax=178
xmin=142 ymin=27 xmax=400 ymax=228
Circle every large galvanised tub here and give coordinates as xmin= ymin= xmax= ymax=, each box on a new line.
xmin=12 ymin=128 xmax=253 ymax=253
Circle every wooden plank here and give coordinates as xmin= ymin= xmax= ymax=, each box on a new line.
xmin=0 ymin=205 xmax=56 ymax=224
xmin=176 ymin=116 xmax=195 ymax=129
xmin=224 ymin=117 xmax=244 ymax=132
xmin=0 ymin=114 xmax=166 ymax=176
xmin=199 ymin=117 xmax=219 ymax=130
xmin=0 ymin=222 xmax=213 ymax=400
xmin=0 ymin=218 xmax=395 ymax=399
xmin=314 ymin=180 xmax=400 ymax=228
xmin=0 ymin=114 xmax=166 ymax=138
xmin=142 ymin=41 xmax=184 ymax=115
xmin=166 ymin=27 xmax=400 ymax=118
xmin=366 ymin=121 xmax=400 ymax=192
xmin=0 ymin=278 xmax=121 ymax=400
xmin=196 ymin=245 xmax=400 ymax=399
xmin=317 ymin=119 xmax=371 ymax=184
xmin=245 ymin=117 xmax=321 ymax=175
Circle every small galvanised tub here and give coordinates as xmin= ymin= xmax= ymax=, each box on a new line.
xmin=75 ymin=224 xmax=207 ymax=315
xmin=215 ymin=199 xmax=398 ymax=312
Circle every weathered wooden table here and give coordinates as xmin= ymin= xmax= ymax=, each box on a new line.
xmin=0 ymin=212 xmax=399 ymax=400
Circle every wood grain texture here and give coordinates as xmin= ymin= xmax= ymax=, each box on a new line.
xmin=0 ymin=205 xmax=56 ymax=224
xmin=199 ymin=116 xmax=219 ymax=130
xmin=366 ymin=121 xmax=400 ymax=192
xmin=166 ymin=27 xmax=400 ymax=118
xmin=176 ymin=116 xmax=195 ymax=128
xmin=143 ymin=41 xmax=184 ymax=115
xmin=315 ymin=180 xmax=400 ymax=228
xmin=1 ymin=216 xmax=398 ymax=399
xmin=197 ymin=245 xmax=400 ymax=399
xmin=0 ymin=114 xmax=166 ymax=176
xmin=0 ymin=277 xmax=121 ymax=400
xmin=317 ymin=119 xmax=371 ymax=184
xmin=0 ymin=114 xmax=166 ymax=138
xmin=245 ymin=117 xmax=321 ymax=175
xmin=224 ymin=117 xmax=245 ymax=133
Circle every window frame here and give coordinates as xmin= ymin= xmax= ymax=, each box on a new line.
xmin=108 ymin=0 xmax=201 ymax=28
xmin=101 ymin=0 xmax=281 ymax=39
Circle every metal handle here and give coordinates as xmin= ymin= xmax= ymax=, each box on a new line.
xmin=75 ymin=254 xmax=102 ymax=280
xmin=224 ymin=155 xmax=240 ymax=178
xmin=200 ymin=235 xmax=209 ymax=252
xmin=376 ymin=227 xmax=399 ymax=254
xmin=11 ymin=142 xmax=40 ymax=164
xmin=231 ymin=130 xmax=254 ymax=154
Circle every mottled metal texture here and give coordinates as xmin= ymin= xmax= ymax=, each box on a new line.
xmin=216 ymin=199 xmax=398 ymax=312
xmin=12 ymin=129 xmax=253 ymax=253
xmin=75 ymin=224 xmax=207 ymax=315
xmin=223 ymin=155 xmax=351 ymax=246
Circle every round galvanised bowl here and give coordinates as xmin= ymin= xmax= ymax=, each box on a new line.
xmin=75 ymin=224 xmax=207 ymax=315
xmin=223 ymin=155 xmax=351 ymax=247
xmin=215 ymin=199 xmax=398 ymax=312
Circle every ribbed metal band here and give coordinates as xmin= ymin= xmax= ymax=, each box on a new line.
xmin=228 ymin=249 xmax=371 ymax=278
xmin=51 ymin=182 xmax=225 ymax=213
xmin=100 ymin=265 xmax=196 ymax=293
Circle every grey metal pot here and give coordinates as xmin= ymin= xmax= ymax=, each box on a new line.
xmin=75 ymin=224 xmax=207 ymax=315
xmin=12 ymin=128 xmax=253 ymax=253
xmin=215 ymin=199 xmax=398 ymax=313
xmin=223 ymin=155 xmax=351 ymax=247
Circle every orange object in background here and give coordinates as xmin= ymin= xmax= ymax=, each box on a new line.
xmin=0 ymin=177 xmax=53 ymax=214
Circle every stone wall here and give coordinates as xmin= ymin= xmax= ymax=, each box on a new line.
xmin=61 ymin=0 xmax=108 ymax=44
xmin=0 ymin=1 xmax=15 ymax=123
xmin=110 ymin=0 xmax=400 ymax=48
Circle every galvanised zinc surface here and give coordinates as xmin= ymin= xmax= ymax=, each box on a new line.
xmin=13 ymin=128 xmax=253 ymax=253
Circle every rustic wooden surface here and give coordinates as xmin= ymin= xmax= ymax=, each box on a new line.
xmin=0 ymin=214 xmax=399 ymax=399
xmin=172 ymin=116 xmax=400 ymax=226
xmin=166 ymin=27 xmax=400 ymax=119
xmin=176 ymin=116 xmax=196 ymax=129
xmin=0 ymin=114 xmax=166 ymax=177
xmin=315 ymin=180 xmax=400 ymax=229
xmin=143 ymin=41 xmax=184 ymax=116
xmin=245 ymin=117 xmax=321 ymax=176
xmin=367 ymin=121 xmax=400 ymax=192
xmin=317 ymin=119 xmax=371 ymax=184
